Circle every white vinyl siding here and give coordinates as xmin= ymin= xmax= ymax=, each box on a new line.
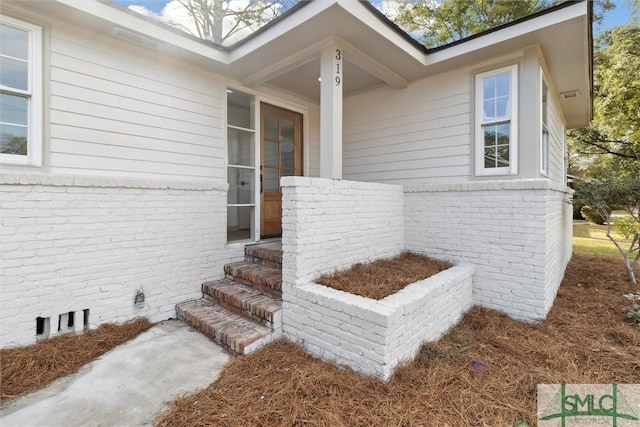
xmin=545 ymin=81 xmax=566 ymax=184
xmin=48 ymin=24 xmax=225 ymax=180
xmin=343 ymin=71 xmax=471 ymax=185
xmin=475 ymin=65 xmax=518 ymax=176
xmin=0 ymin=14 xmax=42 ymax=166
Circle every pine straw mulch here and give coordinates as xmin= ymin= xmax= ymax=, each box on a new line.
xmin=155 ymin=253 xmax=640 ymax=427
xmin=0 ymin=317 xmax=153 ymax=404
xmin=316 ymin=252 xmax=452 ymax=300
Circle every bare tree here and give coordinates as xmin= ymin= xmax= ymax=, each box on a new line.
xmin=176 ymin=0 xmax=295 ymax=44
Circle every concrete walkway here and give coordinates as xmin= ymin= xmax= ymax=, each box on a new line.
xmin=0 ymin=320 xmax=229 ymax=427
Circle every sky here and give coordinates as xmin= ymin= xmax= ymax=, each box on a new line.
xmin=112 ymin=0 xmax=639 ymax=41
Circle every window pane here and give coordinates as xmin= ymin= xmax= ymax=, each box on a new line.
xmin=227 ymin=128 xmax=254 ymax=166
xmin=495 ymin=96 xmax=509 ymax=119
xmin=542 ymin=81 xmax=548 ymax=125
xmin=264 ymin=114 xmax=278 ymax=141
xmin=227 ymin=167 xmax=254 ymax=204
xmin=482 ymin=123 xmax=510 ymax=169
xmin=281 ymin=168 xmax=294 ymax=177
xmin=483 ymin=124 xmax=497 ymax=147
xmin=0 ymin=123 xmax=27 ymax=155
xmin=483 ymin=76 xmax=495 ymax=100
xmin=0 ymin=23 xmax=28 ymax=60
xmin=227 ymin=90 xmax=253 ymax=129
xmin=496 ymin=123 xmax=510 ymax=145
xmin=497 ymin=144 xmax=510 ymax=167
xmin=264 ymin=141 xmax=278 ymax=166
xmin=0 ymin=93 xmax=28 ymax=125
xmin=483 ymin=99 xmax=495 ymax=120
xmin=263 ymin=167 xmax=278 ymax=192
xmin=496 ymin=72 xmax=510 ymax=97
xmin=0 ymin=56 xmax=28 ymax=90
xmin=484 ymin=147 xmax=496 ymax=169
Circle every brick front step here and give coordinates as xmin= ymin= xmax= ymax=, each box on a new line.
xmin=224 ymin=261 xmax=282 ymax=297
xmin=202 ymin=278 xmax=282 ymax=327
xmin=176 ymin=299 xmax=279 ymax=355
xmin=244 ymin=244 xmax=282 ymax=269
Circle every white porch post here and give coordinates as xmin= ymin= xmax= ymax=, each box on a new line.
xmin=320 ymin=42 xmax=343 ymax=179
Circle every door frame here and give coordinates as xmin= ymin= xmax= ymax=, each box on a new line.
xmin=259 ymin=102 xmax=304 ymax=239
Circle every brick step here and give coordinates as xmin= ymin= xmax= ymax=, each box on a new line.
xmin=202 ymin=278 xmax=282 ymax=328
xmin=176 ymin=299 xmax=279 ymax=355
xmin=224 ymin=261 xmax=282 ymax=298
xmin=244 ymin=244 xmax=282 ymax=269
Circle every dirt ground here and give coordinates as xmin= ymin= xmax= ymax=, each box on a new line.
xmin=317 ymin=252 xmax=452 ymax=299
xmin=155 ymin=254 xmax=640 ymax=427
xmin=0 ymin=318 xmax=153 ymax=404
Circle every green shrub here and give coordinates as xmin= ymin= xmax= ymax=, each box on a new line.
xmin=580 ymin=205 xmax=611 ymax=225
xmin=573 ymin=201 xmax=586 ymax=220
xmin=624 ymin=293 xmax=640 ymax=327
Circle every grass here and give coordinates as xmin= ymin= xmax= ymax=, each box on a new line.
xmin=0 ymin=317 xmax=153 ymax=404
xmin=573 ymin=221 xmax=622 ymax=257
xmin=155 ymin=254 xmax=640 ymax=427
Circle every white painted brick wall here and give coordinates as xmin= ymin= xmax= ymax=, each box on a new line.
xmin=404 ymin=179 xmax=573 ymax=321
xmin=0 ymin=172 xmax=240 ymax=347
xmin=282 ymin=265 xmax=474 ymax=381
xmin=544 ymin=189 xmax=574 ymax=313
xmin=281 ymin=177 xmax=404 ymax=285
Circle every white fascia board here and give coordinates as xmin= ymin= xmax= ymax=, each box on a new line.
xmin=54 ymin=0 xmax=230 ymax=64
xmin=227 ymin=0 xmax=336 ymax=63
xmin=338 ymin=0 xmax=425 ymax=65
xmin=423 ymin=1 xmax=588 ymax=67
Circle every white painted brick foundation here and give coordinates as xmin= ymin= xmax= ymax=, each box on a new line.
xmin=0 ymin=172 xmax=241 ymax=347
xmin=404 ymin=179 xmax=573 ymax=321
xmin=282 ymin=265 xmax=473 ymax=381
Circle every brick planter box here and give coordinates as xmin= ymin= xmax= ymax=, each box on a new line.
xmin=282 ymin=264 xmax=474 ymax=381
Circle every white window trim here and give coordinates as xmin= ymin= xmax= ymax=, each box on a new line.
xmin=475 ymin=64 xmax=518 ymax=176
xmin=0 ymin=14 xmax=42 ymax=166
xmin=540 ymin=70 xmax=550 ymax=176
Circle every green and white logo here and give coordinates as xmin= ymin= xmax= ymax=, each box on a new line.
xmin=538 ymin=384 xmax=640 ymax=426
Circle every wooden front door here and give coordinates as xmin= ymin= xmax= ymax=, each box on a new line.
xmin=260 ymin=103 xmax=303 ymax=238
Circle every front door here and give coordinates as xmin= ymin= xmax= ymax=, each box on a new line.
xmin=260 ymin=103 xmax=303 ymax=238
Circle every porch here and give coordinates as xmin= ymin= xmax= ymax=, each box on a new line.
xmin=179 ymin=176 xmax=572 ymax=379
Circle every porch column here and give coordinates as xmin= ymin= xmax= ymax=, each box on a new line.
xmin=320 ymin=42 xmax=343 ymax=179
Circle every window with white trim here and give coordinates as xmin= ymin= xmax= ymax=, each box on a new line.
xmin=540 ymin=74 xmax=550 ymax=175
xmin=0 ymin=15 xmax=42 ymax=166
xmin=475 ymin=65 xmax=518 ymax=175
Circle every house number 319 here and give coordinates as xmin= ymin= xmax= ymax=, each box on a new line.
xmin=335 ymin=49 xmax=341 ymax=86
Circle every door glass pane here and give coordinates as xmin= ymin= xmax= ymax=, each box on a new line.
xmin=227 ymin=90 xmax=254 ymax=129
xmin=227 ymin=128 xmax=254 ymax=166
xmin=263 ymin=167 xmax=279 ymax=192
xmin=227 ymin=167 xmax=254 ymax=204
xmin=227 ymin=206 xmax=254 ymax=242
xmin=281 ymin=119 xmax=295 ymax=168
xmin=264 ymin=141 xmax=278 ymax=167
xmin=264 ymin=115 xmax=278 ymax=142
xmin=281 ymin=168 xmax=294 ymax=177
